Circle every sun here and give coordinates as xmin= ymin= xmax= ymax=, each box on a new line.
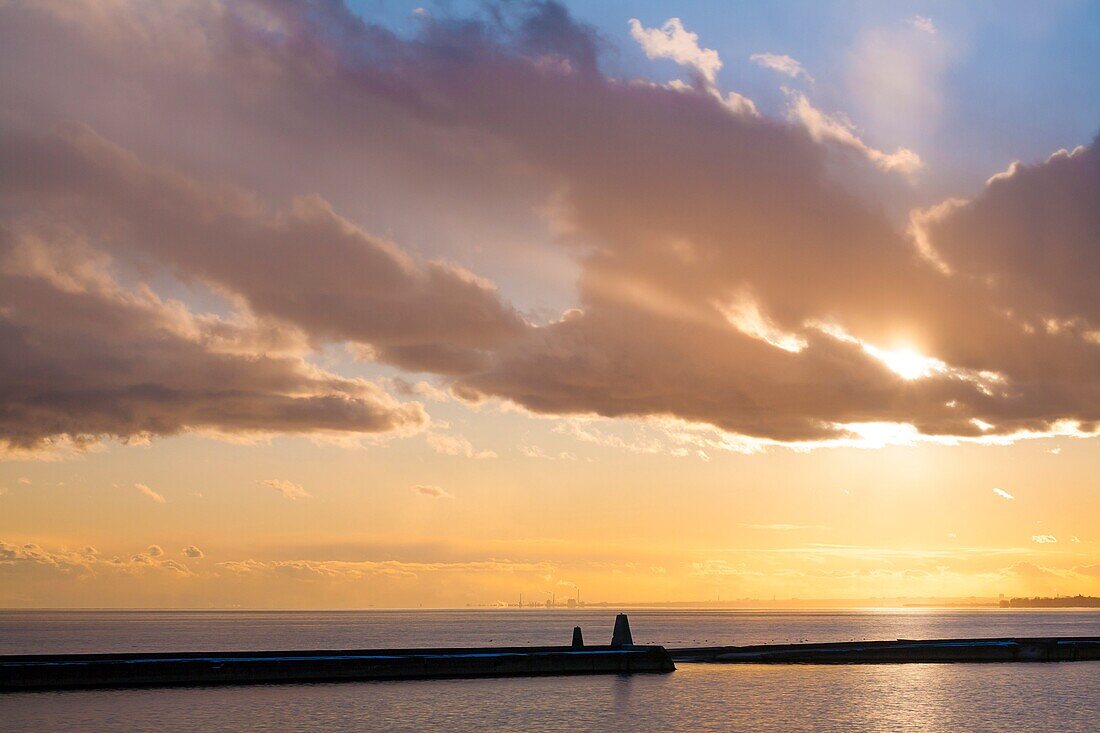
xmin=865 ymin=345 xmax=946 ymax=381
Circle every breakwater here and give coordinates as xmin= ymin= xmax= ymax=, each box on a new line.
xmin=5 ymin=616 xmax=1098 ymax=692
xmin=0 ymin=612 xmax=661 ymax=692
xmin=0 ymin=644 xmax=675 ymax=691
xmin=670 ymin=637 xmax=1100 ymax=664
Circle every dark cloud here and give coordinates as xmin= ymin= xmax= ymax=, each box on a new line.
xmin=921 ymin=143 xmax=1100 ymax=332
xmin=0 ymin=0 xmax=1097 ymax=448
xmin=0 ymin=227 xmax=425 ymax=453
xmin=0 ymin=124 xmax=527 ymax=375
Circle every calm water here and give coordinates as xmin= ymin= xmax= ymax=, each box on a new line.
xmin=2 ymin=609 xmax=1099 ymax=732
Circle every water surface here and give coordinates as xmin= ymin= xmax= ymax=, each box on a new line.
xmin=3 ymin=609 xmax=1098 ymax=732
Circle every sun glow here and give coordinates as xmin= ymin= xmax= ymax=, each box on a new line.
xmin=809 ymin=322 xmax=947 ymax=381
xmin=862 ymin=344 xmax=947 ymax=380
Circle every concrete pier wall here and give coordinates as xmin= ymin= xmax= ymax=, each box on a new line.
xmin=670 ymin=637 xmax=1100 ymax=664
xmin=0 ymin=645 xmax=675 ymax=692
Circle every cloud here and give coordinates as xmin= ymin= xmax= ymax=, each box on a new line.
xmin=1003 ymin=561 xmax=1061 ymax=584
xmin=721 ymin=91 xmax=759 ymax=118
xmin=554 ymin=420 xmax=668 ymax=455
xmin=629 ymin=18 xmax=722 ymax=84
xmin=517 ymin=444 xmax=574 ymax=460
xmin=391 ymin=378 xmax=450 ymax=403
xmin=217 ymin=556 xmax=549 ymax=580
xmin=993 ymin=488 xmax=1015 ymax=500
xmin=918 ymin=144 xmax=1099 ymax=328
xmin=18 ymin=477 xmax=30 ymax=485
xmin=0 ymin=0 xmax=1096 ymax=453
xmin=0 ymin=190 xmax=428 ymax=455
xmin=0 ymin=541 xmax=95 ymax=574
xmin=0 ymin=540 xmax=194 ymax=587
xmin=412 ymin=484 xmax=453 ymax=499
xmin=519 ymin=444 xmax=551 ymax=459
xmin=5 ymin=537 xmax=626 ymax=606
xmin=750 ymin=53 xmax=813 ymax=82
xmin=4 ymin=534 xmax=1097 ymax=607
xmin=425 ymin=432 xmax=496 ymax=459
xmin=785 ymin=90 xmax=923 ymax=173
xmin=135 ymin=484 xmax=166 ymax=504
xmin=0 ymin=123 xmax=525 ymax=377
xmin=908 ymin=16 xmax=937 ymax=34
xmin=182 ymin=545 xmax=204 ymax=559
xmin=259 ymin=479 xmax=311 ymax=500
xmin=1031 ymin=535 xmax=1058 ymax=544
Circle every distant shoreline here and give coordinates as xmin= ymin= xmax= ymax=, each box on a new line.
xmin=999 ymin=595 xmax=1100 ymax=609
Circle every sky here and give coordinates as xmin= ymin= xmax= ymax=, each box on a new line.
xmin=0 ymin=0 xmax=1098 ymax=609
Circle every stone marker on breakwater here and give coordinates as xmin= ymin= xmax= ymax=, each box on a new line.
xmin=611 ymin=613 xmax=634 ymax=647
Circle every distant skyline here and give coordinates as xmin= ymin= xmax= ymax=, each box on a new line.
xmin=1 ymin=0 xmax=1098 ymax=608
